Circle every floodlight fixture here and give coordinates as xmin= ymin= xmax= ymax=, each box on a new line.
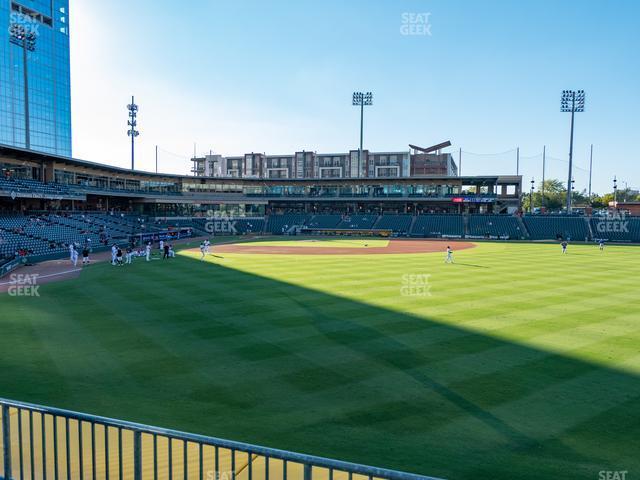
xmin=561 ymin=89 xmax=586 ymax=212
xmin=9 ymin=22 xmax=38 ymax=149
xmin=127 ymin=96 xmax=140 ymax=170
xmin=352 ymin=91 xmax=374 ymax=177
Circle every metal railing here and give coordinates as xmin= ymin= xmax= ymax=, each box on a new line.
xmin=0 ymin=398 xmax=443 ymax=480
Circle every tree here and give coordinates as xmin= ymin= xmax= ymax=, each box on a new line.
xmin=523 ymin=179 xmax=638 ymax=212
xmin=536 ymin=179 xmax=566 ymax=211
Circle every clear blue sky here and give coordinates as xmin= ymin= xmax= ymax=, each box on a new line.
xmin=70 ymin=0 xmax=639 ymax=194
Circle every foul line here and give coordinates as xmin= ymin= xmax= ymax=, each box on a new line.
xmin=0 ymin=268 xmax=82 ymax=286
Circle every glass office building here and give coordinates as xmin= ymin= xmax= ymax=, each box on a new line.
xmin=0 ymin=0 xmax=71 ymax=157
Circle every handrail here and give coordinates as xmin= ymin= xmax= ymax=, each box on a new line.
xmin=0 ymin=397 xmax=444 ymax=480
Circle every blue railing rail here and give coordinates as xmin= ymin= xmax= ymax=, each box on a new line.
xmin=0 ymin=398 xmax=444 ymax=480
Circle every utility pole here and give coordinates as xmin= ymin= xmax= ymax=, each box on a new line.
xmin=155 ymin=145 xmax=158 ymax=173
xmin=516 ymin=147 xmax=520 ymax=175
xmin=459 ymin=148 xmax=462 ymax=176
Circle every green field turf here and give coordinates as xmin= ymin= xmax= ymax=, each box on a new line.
xmin=1 ymin=240 xmax=639 ymax=480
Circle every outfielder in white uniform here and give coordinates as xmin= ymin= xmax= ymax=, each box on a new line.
xmin=445 ymin=246 xmax=454 ymax=264
xmin=145 ymin=243 xmax=152 ymax=262
xmin=111 ymin=244 xmax=117 ymax=265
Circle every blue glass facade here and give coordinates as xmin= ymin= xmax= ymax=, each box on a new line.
xmin=0 ymin=0 xmax=71 ymax=157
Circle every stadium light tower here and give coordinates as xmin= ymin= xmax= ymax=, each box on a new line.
xmin=352 ymin=91 xmax=373 ymax=176
xmin=127 ymin=96 xmax=140 ymax=170
xmin=530 ymin=178 xmax=535 ymax=214
xmin=561 ymin=89 xmax=585 ymax=213
xmin=9 ymin=22 xmax=37 ymax=150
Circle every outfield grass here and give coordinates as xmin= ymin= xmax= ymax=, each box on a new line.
xmin=1 ymin=240 xmax=639 ymax=480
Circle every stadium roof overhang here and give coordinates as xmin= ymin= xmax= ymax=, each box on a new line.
xmin=0 ymin=143 xmax=185 ymax=180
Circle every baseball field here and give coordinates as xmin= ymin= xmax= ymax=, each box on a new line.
xmin=1 ymin=238 xmax=638 ymax=480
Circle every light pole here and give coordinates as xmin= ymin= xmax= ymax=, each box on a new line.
xmin=9 ymin=23 xmax=37 ymax=150
xmin=541 ymin=145 xmax=546 ymax=209
xmin=588 ymin=144 xmax=593 ymax=201
xmin=561 ymin=89 xmax=585 ymax=214
xmin=530 ymin=178 xmax=535 ymax=214
xmin=613 ymin=176 xmax=618 ymax=209
xmin=127 ymin=96 xmax=140 ymax=170
xmin=352 ymin=91 xmax=373 ymax=178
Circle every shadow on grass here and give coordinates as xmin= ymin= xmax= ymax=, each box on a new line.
xmin=0 ymin=251 xmax=638 ymax=480
xmin=449 ymin=262 xmax=490 ymax=269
